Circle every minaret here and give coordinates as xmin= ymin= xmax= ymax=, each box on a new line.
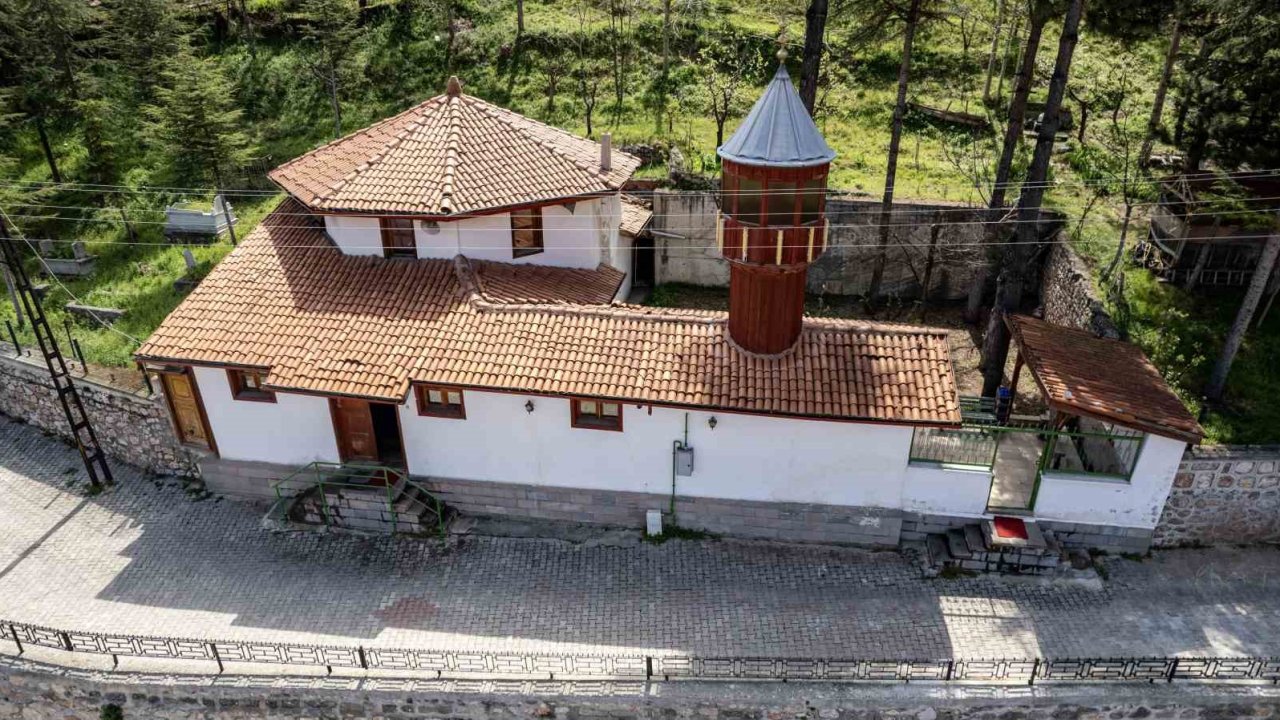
xmin=717 ymin=50 xmax=835 ymax=355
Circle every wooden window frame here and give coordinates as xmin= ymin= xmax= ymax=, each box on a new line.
xmin=415 ymin=384 xmax=466 ymax=419
xmin=571 ymin=398 xmax=623 ymax=432
xmin=380 ymin=217 xmax=418 ymax=259
xmin=226 ymin=368 xmax=276 ymax=403
xmin=510 ymin=207 xmax=545 ymax=258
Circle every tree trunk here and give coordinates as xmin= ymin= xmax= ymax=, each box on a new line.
xmin=995 ymin=8 xmax=1022 ymax=104
xmin=981 ymin=0 xmax=1085 ymax=397
xmin=919 ymin=219 xmax=942 ymax=320
xmin=34 ymin=115 xmax=62 ymax=184
xmin=1105 ymin=202 xmax=1135 ymax=281
xmin=799 ymin=0 xmax=828 ymax=116
xmin=1076 ymin=99 xmax=1088 ymax=142
xmin=329 ymin=72 xmax=342 ymax=139
xmin=866 ymin=0 xmax=922 ymax=303
xmin=965 ymin=1 xmax=1050 ymax=323
xmin=1185 ymin=241 xmax=1210 ymax=290
xmin=982 ymin=0 xmax=1005 ymax=105
xmin=239 ymin=0 xmax=256 ymax=54
xmin=1138 ymin=17 xmax=1181 ymax=168
xmin=657 ymin=0 xmax=671 ymax=128
xmin=1205 ymin=230 xmax=1280 ymax=401
xmin=517 ymin=0 xmax=525 ymax=33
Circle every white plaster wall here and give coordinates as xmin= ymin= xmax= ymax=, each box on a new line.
xmin=1033 ymin=433 xmax=1187 ymax=528
xmin=323 ymin=215 xmax=383 ymax=257
xmin=399 ymin=389 xmax=915 ymax=507
xmin=902 ymin=465 xmax=992 ymax=517
xmin=191 ymin=366 xmax=341 ymax=465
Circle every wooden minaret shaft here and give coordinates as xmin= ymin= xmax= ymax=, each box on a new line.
xmin=0 ymin=216 xmax=113 ymax=489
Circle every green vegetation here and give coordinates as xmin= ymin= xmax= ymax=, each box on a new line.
xmin=0 ymin=0 xmax=1275 ymax=442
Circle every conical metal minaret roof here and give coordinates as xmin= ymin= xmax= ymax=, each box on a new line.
xmin=717 ymin=62 xmax=836 ymax=168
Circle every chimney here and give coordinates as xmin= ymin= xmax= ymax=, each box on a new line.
xmin=600 ymin=133 xmax=612 ymax=172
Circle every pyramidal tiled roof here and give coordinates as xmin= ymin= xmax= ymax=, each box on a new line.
xmin=268 ymin=79 xmax=641 ymax=216
xmin=136 ymin=201 xmax=961 ymax=425
xmin=717 ymin=63 xmax=836 ymax=168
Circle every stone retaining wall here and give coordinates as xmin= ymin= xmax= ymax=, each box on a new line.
xmin=1039 ymin=239 xmax=1121 ymax=339
xmin=1154 ymin=445 xmax=1280 ymax=547
xmin=5 ymin=655 xmax=1280 ymax=720
xmin=0 ymin=345 xmax=197 ymax=477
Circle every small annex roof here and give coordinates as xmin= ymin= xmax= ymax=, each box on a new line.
xmin=463 ymin=257 xmax=624 ymax=306
xmin=268 ymin=77 xmax=641 ymax=216
xmin=717 ymin=61 xmax=836 ymax=168
xmin=137 ymin=201 xmax=962 ymax=426
xmin=619 ymin=195 xmax=653 ymax=238
xmin=1007 ymin=315 xmax=1203 ymax=443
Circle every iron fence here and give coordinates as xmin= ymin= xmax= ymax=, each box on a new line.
xmin=4 ymin=619 xmax=1278 ymax=685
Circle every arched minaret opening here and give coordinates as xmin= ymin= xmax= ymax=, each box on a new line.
xmin=716 ymin=51 xmax=836 ymax=355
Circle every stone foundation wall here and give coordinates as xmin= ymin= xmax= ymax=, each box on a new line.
xmin=0 ymin=345 xmax=197 ymax=477
xmin=1154 ymin=446 xmax=1280 ymax=547
xmin=901 ymin=512 xmax=1155 ymax=554
xmin=424 ymin=476 xmax=904 ymax=546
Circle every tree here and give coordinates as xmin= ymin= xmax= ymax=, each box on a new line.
xmin=697 ymin=35 xmax=758 ymax=149
xmin=1138 ymin=14 xmax=1183 ymax=168
xmin=866 ymin=0 xmax=927 ymax=302
xmin=980 ymin=0 xmax=1085 ymax=396
xmin=297 ymin=0 xmax=361 ymax=139
xmin=981 ymin=0 xmax=1006 ymax=105
xmin=798 ymin=0 xmax=828 ymax=115
xmin=145 ymin=48 xmax=253 ymax=187
xmin=965 ymin=0 xmax=1058 ymax=322
xmin=100 ymin=0 xmax=185 ymax=106
xmin=1205 ymin=228 xmax=1280 ymax=401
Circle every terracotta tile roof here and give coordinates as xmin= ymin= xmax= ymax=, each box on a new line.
xmin=619 ymin=195 xmax=653 ymax=237
xmin=1008 ymin=315 xmax=1203 ymax=443
xmin=267 ymin=83 xmax=641 ymax=216
xmin=462 ymin=257 xmax=623 ymax=305
xmin=137 ymin=202 xmax=961 ymax=425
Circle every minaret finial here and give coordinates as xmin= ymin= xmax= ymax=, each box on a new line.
xmin=776 ymin=29 xmax=789 ymax=62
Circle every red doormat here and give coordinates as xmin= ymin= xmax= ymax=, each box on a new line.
xmin=993 ymin=516 xmax=1029 ymax=540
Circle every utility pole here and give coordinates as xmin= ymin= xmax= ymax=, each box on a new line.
xmin=0 ymin=214 xmax=112 ymax=490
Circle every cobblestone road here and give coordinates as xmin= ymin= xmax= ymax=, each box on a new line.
xmin=2 ymin=415 xmax=1279 ymax=660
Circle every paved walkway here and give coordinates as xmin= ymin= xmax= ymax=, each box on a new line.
xmin=2 ymin=415 xmax=1280 ymax=660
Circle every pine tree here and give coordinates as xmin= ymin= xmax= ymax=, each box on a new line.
xmin=145 ymin=48 xmax=253 ymax=186
xmin=100 ymin=0 xmax=186 ymax=106
xmin=296 ymin=0 xmax=362 ymax=139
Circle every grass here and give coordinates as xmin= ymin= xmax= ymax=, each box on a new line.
xmin=642 ymin=525 xmax=720 ymax=544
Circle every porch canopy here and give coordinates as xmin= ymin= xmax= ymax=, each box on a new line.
xmin=1006 ymin=315 xmax=1203 ymax=443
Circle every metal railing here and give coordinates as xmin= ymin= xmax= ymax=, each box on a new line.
xmin=909 ymin=426 xmax=1000 ymax=470
xmin=270 ymin=461 xmax=447 ymax=537
xmin=4 ymin=619 xmax=1278 ymax=685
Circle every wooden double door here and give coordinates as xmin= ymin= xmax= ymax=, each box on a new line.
xmin=330 ymin=398 xmax=404 ymax=467
xmin=160 ymin=368 xmax=213 ymax=450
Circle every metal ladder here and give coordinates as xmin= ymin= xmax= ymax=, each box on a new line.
xmin=0 ymin=216 xmax=112 ymax=490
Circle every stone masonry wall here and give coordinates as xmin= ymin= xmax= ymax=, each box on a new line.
xmin=651 ymin=192 xmax=991 ymax=301
xmin=5 ymin=656 xmax=1280 ymax=720
xmin=0 ymin=345 xmax=197 ymax=477
xmin=1154 ymin=445 xmax=1280 ymax=547
xmin=1039 ymin=239 xmax=1121 ymax=339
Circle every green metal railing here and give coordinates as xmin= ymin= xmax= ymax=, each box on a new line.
xmin=270 ymin=461 xmax=447 ymax=537
xmin=909 ymin=426 xmax=1001 ymax=469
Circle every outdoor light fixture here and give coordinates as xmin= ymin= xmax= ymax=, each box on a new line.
xmin=525 ymin=400 xmax=535 ymax=413
xmin=421 ymin=220 xmax=441 ymax=235
xmin=708 ymin=416 xmax=717 ymax=430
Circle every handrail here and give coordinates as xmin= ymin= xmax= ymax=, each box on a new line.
xmin=270 ymin=461 xmax=447 ymax=538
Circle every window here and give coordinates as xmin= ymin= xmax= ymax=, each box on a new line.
xmin=736 ymin=178 xmax=762 ymax=225
xmin=765 ymin=180 xmax=796 ymax=227
xmin=380 ymin=218 xmax=417 ymax=259
xmin=227 ymin=369 xmax=275 ymax=403
xmin=416 ymin=384 xmax=466 ymax=419
xmin=571 ymin=398 xmax=622 ymax=431
xmin=799 ymin=177 xmax=825 ymax=225
xmin=510 ymin=208 xmax=544 ymax=258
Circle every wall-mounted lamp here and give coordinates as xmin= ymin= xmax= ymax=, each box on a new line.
xmin=564 ymin=201 xmax=577 ymax=215
xmin=708 ymin=416 xmax=718 ymax=430
xmin=525 ymin=400 xmax=535 ymax=414
xmin=420 ymin=220 xmax=441 ymax=235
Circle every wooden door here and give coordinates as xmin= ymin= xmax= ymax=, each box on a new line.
xmin=331 ymin=398 xmax=378 ymax=462
xmin=162 ymin=371 xmax=210 ymax=448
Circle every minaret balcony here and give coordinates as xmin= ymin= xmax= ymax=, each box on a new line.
xmin=716 ymin=212 xmax=830 ymax=267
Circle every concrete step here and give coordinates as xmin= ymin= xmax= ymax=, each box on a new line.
xmin=945 ymin=529 xmax=972 ymax=559
xmin=963 ymin=524 xmax=987 ymax=554
xmin=925 ymin=534 xmax=953 ymax=568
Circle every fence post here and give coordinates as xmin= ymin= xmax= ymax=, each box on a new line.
xmin=358 ymin=646 xmax=368 ymax=670
xmin=1028 ymin=658 xmax=1039 ymax=686
xmin=60 ymin=631 xmax=73 ymax=652
xmin=5 ymin=319 xmax=19 ymax=356
xmin=210 ymin=642 xmax=224 ymax=674
xmin=1167 ymin=657 xmax=1178 ymax=683
xmin=945 ymin=659 xmax=954 ymax=681
xmin=8 ymin=624 xmax=23 ymax=655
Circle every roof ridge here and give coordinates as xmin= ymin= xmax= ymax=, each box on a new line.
xmin=439 ymin=95 xmax=463 ymax=214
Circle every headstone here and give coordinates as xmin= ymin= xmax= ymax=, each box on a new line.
xmin=38 ymin=239 xmax=55 ymax=256
xmin=182 ymin=248 xmax=197 ymax=271
xmin=71 ymin=241 xmax=89 ymax=260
